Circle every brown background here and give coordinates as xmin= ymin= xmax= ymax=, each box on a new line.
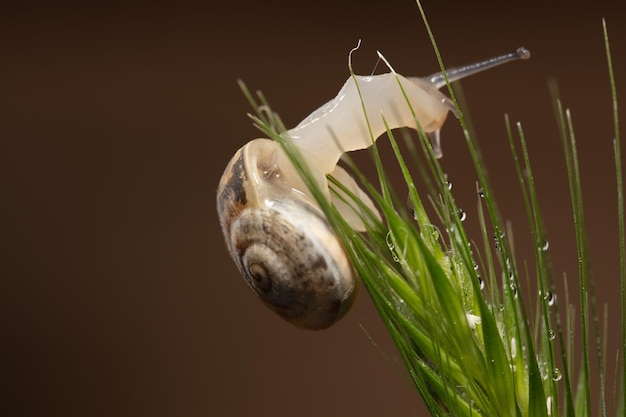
xmin=2 ymin=0 xmax=626 ymax=416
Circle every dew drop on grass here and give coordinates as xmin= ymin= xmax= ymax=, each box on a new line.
xmin=478 ymin=187 xmax=485 ymax=198
xmin=543 ymin=291 xmax=557 ymax=306
xmin=510 ymin=284 xmax=518 ymax=298
xmin=548 ymin=330 xmax=556 ymax=340
xmin=546 ymin=396 xmax=553 ymax=416
xmin=407 ymin=195 xmax=416 ymax=220
xmin=493 ymin=231 xmax=506 ymax=246
xmin=494 ymin=229 xmax=505 ymax=240
xmin=478 ymin=276 xmax=485 ymax=290
xmin=541 ymin=240 xmax=550 ymax=251
xmin=458 ymin=209 xmax=467 ymax=221
xmin=552 ymin=368 xmax=562 ymax=381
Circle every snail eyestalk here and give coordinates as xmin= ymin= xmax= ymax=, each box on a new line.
xmin=426 ymin=47 xmax=531 ymax=88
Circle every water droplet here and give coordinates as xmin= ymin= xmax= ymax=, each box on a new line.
xmin=546 ymin=396 xmax=553 ymax=416
xmin=392 ymin=254 xmax=400 ymax=263
xmin=541 ymin=240 xmax=550 ymax=251
xmin=458 ymin=209 xmax=467 ymax=222
xmin=510 ymin=284 xmax=518 ymax=298
xmin=407 ymin=195 xmax=417 ymax=220
xmin=552 ymin=368 xmax=562 ymax=381
xmin=478 ymin=188 xmax=485 ymax=198
xmin=548 ymin=330 xmax=556 ymax=340
xmin=494 ymin=229 xmax=505 ymax=241
xmin=262 ymin=165 xmax=280 ymax=179
xmin=478 ymin=276 xmax=485 ymax=290
xmin=446 ymin=181 xmax=453 ymax=190
xmin=507 ymin=263 xmax=514 ymax=280
xmin=473 ymin=263 xmax=479 ymax=271
xmin=544 ymin=291 xmax=557 ymax=306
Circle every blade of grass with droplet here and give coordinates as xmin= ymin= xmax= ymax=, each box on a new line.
xmin=554 ymin=97 xmax=592 ymax=417
xmin=513 ymin=118 xmax=563 ymax=415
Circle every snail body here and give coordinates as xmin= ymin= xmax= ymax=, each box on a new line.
xmin=218 ymin=47 xmax=530 ymax=329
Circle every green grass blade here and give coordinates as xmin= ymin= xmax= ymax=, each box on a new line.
xmin=557 ymin=100 xmax=592 ymax=417
xmin=602 ymin=18 xmax=624 ymax=417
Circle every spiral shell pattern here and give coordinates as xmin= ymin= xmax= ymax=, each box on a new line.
xmin=217 ymin=139 xmax=356 ymax=329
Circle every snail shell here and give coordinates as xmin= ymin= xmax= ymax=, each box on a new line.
xmin=217 ymin=138 xmax=357 ymax=330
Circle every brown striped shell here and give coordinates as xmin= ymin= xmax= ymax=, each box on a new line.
xmin=217 ymin=138 xmax=357 ymax=330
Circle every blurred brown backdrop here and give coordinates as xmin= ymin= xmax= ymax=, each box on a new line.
xmin=2 ymin=0 xmax=625 ymax=416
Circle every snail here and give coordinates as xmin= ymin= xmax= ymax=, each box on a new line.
xmin=217 ymin=46 xmax=530 ymax=330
